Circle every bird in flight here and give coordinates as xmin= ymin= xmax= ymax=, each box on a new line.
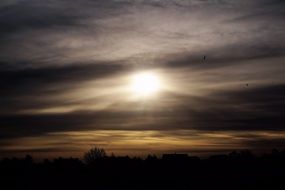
xmin=203 ymin=55 xmax=206 ymax=61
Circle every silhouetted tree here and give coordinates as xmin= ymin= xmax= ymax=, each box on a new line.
xmin=83 ymin=147 xmax=106 ymax=164
xmin=24 ymin=154 xmax=33 ymax=165
xmin=146 ymin=154 xmax=158 ymax=162
xmin=1 ymin=149 xmax=285 ymax=190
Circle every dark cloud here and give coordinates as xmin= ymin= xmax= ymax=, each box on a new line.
xmin=0 ymin=0 xmax=285 ymax=156
xmin=1 ymin=84 xmax=285 ymax=140
xmin=185 ymin=84 xmax=285 ymax=131
xmin=0 ymin=6 xmax=78 ymax=39
xmin=0 ymin=60 xmax=130 ymax=114
xmin=0 ymin=0 xmax=131 ymax=39
xmin=0 ymin=61 xmax=126 ymax=93
xmin=155 ymin=46 xmax=285 ymax=71
xmin=244 ymin=138 xmax=285 ymax=150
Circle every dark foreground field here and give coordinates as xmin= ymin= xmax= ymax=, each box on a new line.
xmin=1 ymin=150 xmax=285 ymax=190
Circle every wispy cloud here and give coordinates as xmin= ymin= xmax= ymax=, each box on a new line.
xmin=1 ymin=130 xmax=285 ymax=158
xmin=0 ymin=0 xmax=285 ymax=157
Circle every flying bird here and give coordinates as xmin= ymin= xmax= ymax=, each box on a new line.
xmin=203 ymin=55 xmax=206 ymax=61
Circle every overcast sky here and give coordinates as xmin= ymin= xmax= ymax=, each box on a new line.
xmin=0 ymin=0 xmax=285 ymax=158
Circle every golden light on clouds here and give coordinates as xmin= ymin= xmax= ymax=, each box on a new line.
xmin=0 ymin=0 xmax=285 ymax=159
xmin=2 ymin=130 xmax=285 ymax=159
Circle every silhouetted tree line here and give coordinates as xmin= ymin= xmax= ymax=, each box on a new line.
xmin=1 ymin=147 xmax=285 ymax=190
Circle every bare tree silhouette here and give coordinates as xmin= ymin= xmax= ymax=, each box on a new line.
xmin=83 ymin=146 xmax=106 ymax=164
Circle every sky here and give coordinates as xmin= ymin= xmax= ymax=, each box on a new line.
xmin=0 ymin=0 xmax=285 ymax=158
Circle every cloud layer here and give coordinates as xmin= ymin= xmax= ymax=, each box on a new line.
xmin=0 ymin=0 xmax=285 ymax=157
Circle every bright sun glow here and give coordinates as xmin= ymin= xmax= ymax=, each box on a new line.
xmin=131 ymin=72 xmax=161 ymax=97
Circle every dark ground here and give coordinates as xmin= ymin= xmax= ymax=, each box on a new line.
xmin=1 ymin=150 xmax=285 ymax=190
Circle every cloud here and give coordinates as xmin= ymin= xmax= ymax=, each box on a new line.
xmin=1 ymin=0 xmax=284 ymax=65
xmin=1 ymin=130 xmax=285 ymax=158
xmin=0 ymin=0 xmax=285 ymax=156
xmin=1 ymin=83 xmax=285 ymax=140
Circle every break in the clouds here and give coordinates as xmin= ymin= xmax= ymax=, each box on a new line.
xmin=0 ymin=0 xmax=285 ymax=157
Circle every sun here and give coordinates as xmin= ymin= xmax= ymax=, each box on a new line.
xmin=131 ymin=72 xmax=161 ymax=97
